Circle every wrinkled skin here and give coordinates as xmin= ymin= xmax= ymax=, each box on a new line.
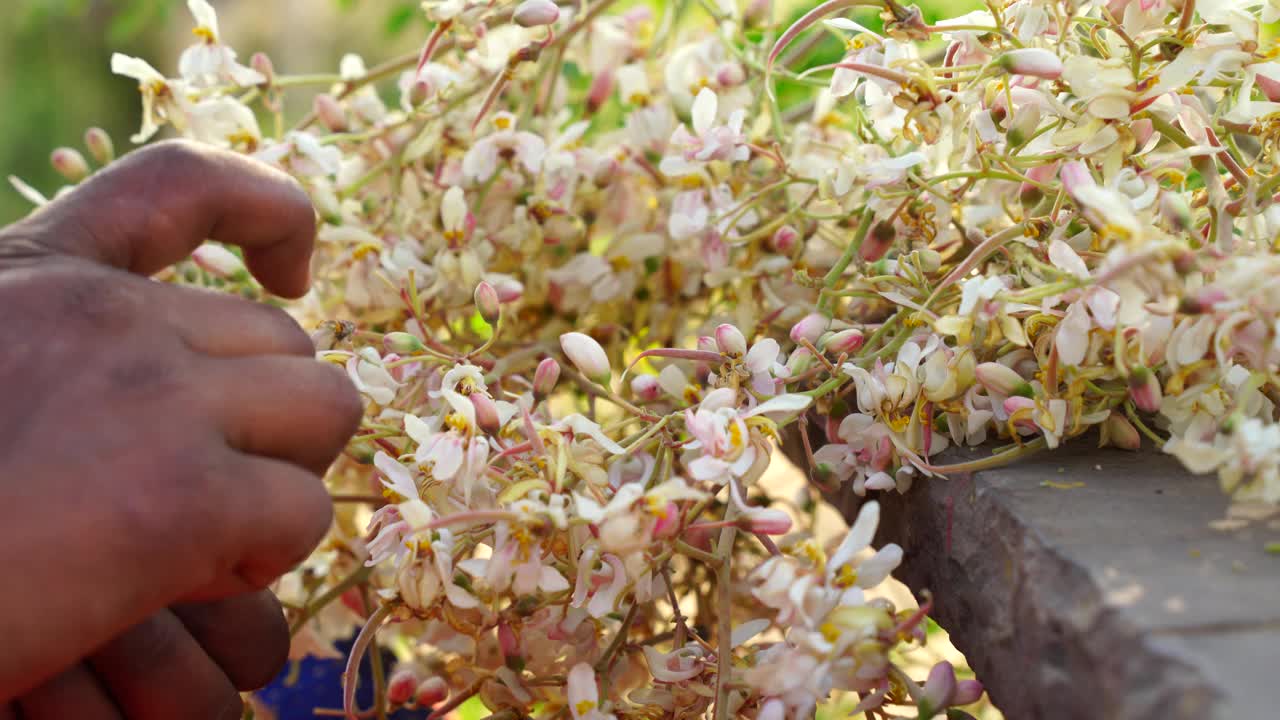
xmin=0 ymin=141 xmax=362 ymax=718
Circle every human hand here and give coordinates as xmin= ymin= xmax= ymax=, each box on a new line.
xmin=0 ymin=141 xmax=362 ymax=717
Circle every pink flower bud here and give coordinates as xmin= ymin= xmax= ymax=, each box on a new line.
xmin=739 ymin=508 xmax=792 ymax=535
xmin=1101 ymin=411 xmax=1141 ymax=450
xmin=192 ymin=244 xmax=248 ymax=280
xmin=534 ymin=357 xmax=561 ymax=398
xmin=475 ymin=281 xmax=501 ymax=324
xmin=790 ymin=313 xmax=828 ymax=346
xmin=1060 ymin=160 xmax=1096 ymax=199
xmin=697 ymin=335 xmax=718 ymax=354
xmin=715 ymin=323 xmax=748 ymax=357
xmin=952 ymin=679 xmax=985 ymax=706
xmin=470 ymin=393 xmax=502 ymax=434
xmin=860 ymin=221 xmax=896 ymax=262
xmin=514 ymin=0 xmax=560 ymax=27
xmin=84 ymin=127 xmax=115 ymax=165
xmin=631 ymin=375 xmax=661 ymax=401
xmin=587 ymin=71 xmax=615 ymax=114
xmin=770 ymin=225 xmax=799 ymax=254
xmin=384 ymin=331 xmax=426 ymax=354
xmin=50 ymin=148 xmax=89 ymax=183
xmin=250 ymin=52 xmax=275 ymax=85
xmin=313 ymin=93 xmax=348 ymax=132
xmin=414 ymin=676 xmax=449 ymax=707
xmin=997 ymin=48 xmax=1064 ymax=79
xmin=975 ymin=362 xmax=1031 ymax=397
xmin=920 ymin=661 xmax=957 ymax=712
xmin=1257 ymin=73 xmax=1280 ymax=102
xmin=592 ymin=155 xmax=618 ymax=187
xmin=387 ymin=666 xmax=424 ymax=705
xmin=715 ymin=62 xmax=745 ymax=88
xmin=561 ymin=332 xmax=612 ymax=384
xmin=822 ymin=328 xmax=865 ymax=355
xmin=408 ymin=79 xmax=432 ymax=107
xmin=1128 ymin=366 xmax=1162 ymax=413
xmin=488 ymin=276 xmax=524 ymax=303
xmin=498 ymin=621 xmax=520 ymax=657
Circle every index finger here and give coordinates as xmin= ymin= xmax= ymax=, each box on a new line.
xmin=6 ymin=140 xmax=317 ymax=298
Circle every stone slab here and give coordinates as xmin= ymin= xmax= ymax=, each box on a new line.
xmin=786 ymin=437 xmax=1280 ymax=719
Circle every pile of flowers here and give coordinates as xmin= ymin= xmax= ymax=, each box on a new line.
xmin=17 ymin=0 xmax=1280 ymax=716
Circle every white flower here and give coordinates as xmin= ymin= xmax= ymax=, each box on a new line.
xmin=462 ymin=112 xmax=547 ymax=183
xmin=827 ymin=501 xmax=902 ymax=591
xmin=658 ymin=88 xmax=749 ymax=177
xmin=179 ymin=0 xmax=266 ymax=87
xmin=111 ymin=54 xmax=190 ymax=143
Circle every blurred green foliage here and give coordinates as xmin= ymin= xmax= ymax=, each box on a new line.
xmin=2 ymin=0 xmax=1272 ymax=225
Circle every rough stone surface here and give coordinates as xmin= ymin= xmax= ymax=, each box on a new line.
xmin=786 ymin=438 xmax=1280 ymax=719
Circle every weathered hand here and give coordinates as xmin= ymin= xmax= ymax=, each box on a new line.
xmin=0 ymin=141 xmax=361 ymax=716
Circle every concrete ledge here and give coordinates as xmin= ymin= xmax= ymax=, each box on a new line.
xmin=787 ymin=438 xmax=1280 ymax=719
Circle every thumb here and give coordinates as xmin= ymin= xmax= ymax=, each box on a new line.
xmin=4 ymin=140 xmax=317 ymax=298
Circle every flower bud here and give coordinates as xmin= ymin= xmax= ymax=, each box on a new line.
xmin=534 ymin=357 xmax=561 ymax=399
xmin=822 ymin=328 xmax=865 ymax=355
xmin=414 ymin=676 xmax=449 ymax=707
xmin=920 ymin=661 xmax=957 ymax=712
xmin=587 ymin=71 xmax=615 ymax=114
xmin=1257 ymin=72 xmax=1280 ymax=102
xmin=488 ymin=275 xmax=524 ymax=303
xmin=475 ymin=281 xmax=501 ymax=324
xmin=387 ymin=666 xmax=424 ymax=705
xmin=739 ymin=508 xmax=792 ymax=535
xmin=790 ymin=313 xmax=828 ymax=346
xmin=757 ymin=698 xmax=785 ymax=720
xmin=861 ymin=221 xmax=896 ymax=262
xmin=498 ymin=621 xmax=520 ymax=657
xmin=975 ymin=362 xmax=1032 ymax=397
xmin=952 ymin=679 xmax=984 ymax=706
xmin=1100 ymin=411 xmax=1141 ymax=450
xmin=715 ymin=62 xmax=745 ymax=88
xmin=561 ymin=332 xmax=612 ymax=384
xmin=250 ymin=52 xmax=275 ymax=85
xmin=631 ymin=374 xmax=661 ymax=401
xmin=514 ymin=0 xmax=560 ymax=27
xmin=1060 ymin=160 xmax=1096 ymax=198
xmin=1128 ymin=366 xmax=1162 ymax=413
xmin=697 ymin=335 xmax=718 ymax=354
xmin=384 ymin=331 xmax=426 ymax=354
xmin=192 ymin=244 xmax=249 ymax=281
xmin=314 ymin=93 xmax=348 ymax=133
xmin=913 ymin=248 xmax=942 ymax=273
xmin=770 ymin=225 xmax=799 ymax=254
xmin=50 ymin=148 xmax=89 ymax=183
xmin=997 ymin=48 xmax=1064 ymax=79
xmin=1160 ymin=191 xmax=1194 ymax=233
xmin=592 ymin=155 xmax=618 ymax=186
xmin=470 ymin=393 xmax=502 ymax=434
xmin=715 ymin=323 xmax=748 ymax=357
xmin=84 ymin=127 xmax=115 ymax=165
xmin=408 ymin=79 xmax=432 ymax=107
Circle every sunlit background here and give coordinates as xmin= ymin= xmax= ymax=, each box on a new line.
xmin=19 ymin=1 xmax=1280 ymax=718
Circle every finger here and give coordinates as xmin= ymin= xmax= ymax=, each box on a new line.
xmin=89 ymin=610 xmax=243 ymax=720
xmin=165 ymin=284 xmax=314 ymax=358
xmin=172 ymin=591 xmax=289 ymax=691
xmin=16 ymin=664 xmax=122 ymax=720
xmin=9 ymin=140 xmax=316 ymax=297
xmin=209 ymin=355 xmax=363 ymax=475
xmin=185 ymin=454 xmax=335 ymax=601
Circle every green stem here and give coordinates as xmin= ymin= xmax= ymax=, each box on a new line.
xmin=819 ymin=208 xmax=875 ymax=316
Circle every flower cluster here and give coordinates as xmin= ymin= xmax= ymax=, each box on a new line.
xmin=18 ymin=0 xmax=1280 ymax=717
